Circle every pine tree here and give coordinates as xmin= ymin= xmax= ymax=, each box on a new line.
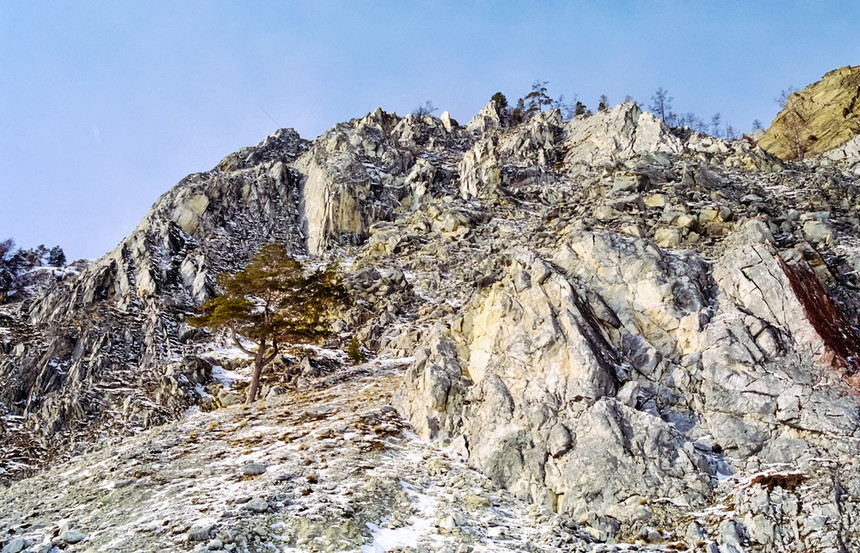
xmin=189 ymin=244 xmax=349 ymax=403
xmin=490 ymin=92 xmax=508 ymax=111
xmin=47 ymin=246 xmax=66 ymax=267
xmin=346 ymin=336 xmax=365 ymax=364
xmin=512 ymin=97 xmax=525 ymax=123
xmin=598 ymin=94 xmax=609 ymax=111
xmin=524 ymin=80 xmax=551 ymax=117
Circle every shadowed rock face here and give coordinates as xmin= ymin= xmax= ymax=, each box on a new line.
xmin=3 ymin=90 xmax=860 ymax=551
xmin=0 ymin=112 xmax=469 ymax=467
xmin=759 ymin=65 xmax=860 ymax=159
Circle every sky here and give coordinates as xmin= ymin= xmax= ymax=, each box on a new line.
xmin=1 ymin=1 xmax=859 ymax=262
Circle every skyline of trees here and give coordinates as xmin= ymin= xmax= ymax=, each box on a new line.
xmin=0 ymin=238 xmax=67 ymax=304
xmin=484 ymin=82 xmax=768 ymax=136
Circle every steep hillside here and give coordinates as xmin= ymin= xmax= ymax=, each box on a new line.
xmin=3 ymin=94 xmax=860 ymax=552
xmin=759 ymin=65 xmax=860 ymax=159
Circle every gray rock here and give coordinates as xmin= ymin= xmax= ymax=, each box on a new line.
xmin=188 ymin=522 xmax=215 ymax=542
xmin=1 ymin=539 xmax=27 ymax=553
xmin=242 ymin=463 xmax=267 ymax=476
xmin=547 ymin=424 xmax=573 ymax=458
xmin=60 ymin=530 xmax=86 ymax=544
xmin=244 ymin=497 xmax=269 ymax=513
xmin=615 ymin=381 xmax=639 ymax=408
xmin=802 ymin=219 xmax=836 ymax=244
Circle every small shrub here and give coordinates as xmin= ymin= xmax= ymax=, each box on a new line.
xmin=346 ymin=336 xmax=365 ymax=364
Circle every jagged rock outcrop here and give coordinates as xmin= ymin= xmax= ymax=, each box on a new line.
xmin=0 ymin=110 xmax=469 ymax=470
xmin=394 ymin=100 xmax=860 ymax=550
xmin=5 ymin=71 xmax=860 ymax=551
xmin=296 ymin=108 xmax=469 ymax=253
xmin=0 ymin=128 xmax=312 ymax=464
xmin=824 ymin=132 xmax=860 ymax=174
xmin=401 ymin=223 xmax=860 ymax=549
xmin=759 ymin=65 xmax=860 ymax=159
xmin=459 ymin=102 xmax=779 ymax=202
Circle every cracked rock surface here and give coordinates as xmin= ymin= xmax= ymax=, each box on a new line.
xmin=3 ymin=94 xmax=860 ymax=552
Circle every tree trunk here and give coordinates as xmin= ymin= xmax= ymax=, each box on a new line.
xmin=246 ymin=336 xmax=266 ymax=403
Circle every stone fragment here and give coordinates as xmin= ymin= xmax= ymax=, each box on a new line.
xmin=654 ymin=227 xmax=682 ymax=248
xmin=1 ymin=539 xmax=27 ymax=553
xmin=188 ymin=522 xmax=215 ymax=542
xmin=548 ymin=423 xmax=573 ymax=457
xmin=802 ymin=219 xmax=836 ymax=244
xmin=645 ymin=193 xmax=669 ymax=208
xmin=242 ymin=463 xmax=267 ymax=476
xmin=616 ymin=381 xmax=639 ymax=408
xmin=244 ymin=498 xmax=269 ymax=513
xmin=61 ymin=530 xmax=86 ymax=544
xmin=744 ymin=218 xmax=774 ymax=243
xmin=593 ymin=205 xmax=620 ymax=220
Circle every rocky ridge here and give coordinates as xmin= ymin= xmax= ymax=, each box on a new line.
xmin=2 ymin=89 xmax=860 ymax=552
xmin=759 ymin=65 xmax=860 ymax=160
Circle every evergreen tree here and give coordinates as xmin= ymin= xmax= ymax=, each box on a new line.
xmin=47 ymin=246 xmax=66 ymax=267
xmin=598 ymin=94 xmax=609 ymax=111
xmin=0 ymin=239 xmax=15 ymax=304
xmin=490 ymin=92 xmax=509 ymax=125
xmin=189 ymin=244 xmax=349 ymax=403
xmin=0 ymin=239 xmax=43 ymax=303
xmin=512 ymin=97 xmax=525 ymax=123
xmin=490 ymin=92 xmax=508 ymax=111
xmin=346 ymin=336 xmax=365 ymax=364
xmin=575 ymin=101 xmax=586 ymax=116
xmin=524 ymin=80 xmax=551 ymax=117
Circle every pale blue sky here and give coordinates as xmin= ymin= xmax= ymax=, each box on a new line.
xmin=2 ymin=1 xmax=858 ymax=261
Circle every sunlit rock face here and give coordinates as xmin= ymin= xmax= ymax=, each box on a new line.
xmin=760 ymin=65 xmax=860 ymax=159
xmin=4 ymin=81 xmax=860 ymax=551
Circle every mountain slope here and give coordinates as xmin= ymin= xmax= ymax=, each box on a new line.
xmin=3 ymin=94 xmax=860 ymax=552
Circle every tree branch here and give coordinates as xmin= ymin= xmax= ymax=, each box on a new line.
xmin=231 ymin=322 xmax=255 ymax=356
xmin=262 ymin=340 xmax=279 ymax=366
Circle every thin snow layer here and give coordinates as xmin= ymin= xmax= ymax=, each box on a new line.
xmin=361 ymin=481 xmax=438 ymax=553
xmin=211 ymin=364 xmax=245 ymax=387
xmin=1 ymin=357 xmax=630 ymax=553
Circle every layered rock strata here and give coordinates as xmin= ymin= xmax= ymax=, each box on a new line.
xmin=759 ymin=65 xmax=860 ymax=159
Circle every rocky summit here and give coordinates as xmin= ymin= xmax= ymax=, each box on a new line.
xmin=4 ymin=74 xmax=860 ymax=553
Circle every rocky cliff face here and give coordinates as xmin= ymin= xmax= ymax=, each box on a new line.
xmin=759 ymin=65 xmax=860 ymax=159
xmin=3 ymin=87 xmax=860 ymax=552
xmin=0 ymin=112 xmax=467 ymax=473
